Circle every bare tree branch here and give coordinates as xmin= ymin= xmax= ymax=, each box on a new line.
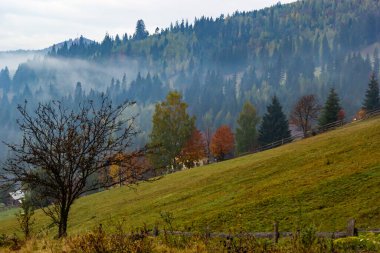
xmin=0 ymin=95 xmax=147 ymax=238
xmin=290 ymin=94 xmax=321 ymax=137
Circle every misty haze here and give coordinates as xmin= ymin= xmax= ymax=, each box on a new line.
xmin=0 ymin=0 xmax=380 ymax=252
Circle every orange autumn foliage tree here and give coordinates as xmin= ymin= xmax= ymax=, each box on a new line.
xmin=354 ymin=108 xmax=367 ymax=120
xmin=109 ymin=153 xmax=126 ymax=186
xmin=179 ymin=129 xmax=206 ymax=168
xmin=108 ymin=152 xmax=151 ymax=186
xmin=210 ymin=125 xmax=235 ymax=161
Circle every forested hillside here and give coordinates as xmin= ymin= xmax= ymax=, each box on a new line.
xmin=1 ymin=0 xmax=380 ymax=155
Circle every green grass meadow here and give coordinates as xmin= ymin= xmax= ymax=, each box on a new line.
xmin=0 ymin=117 xmax=379 ymax=235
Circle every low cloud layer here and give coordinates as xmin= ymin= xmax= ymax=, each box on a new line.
xmin=0 ymin=51 xmax=43 ymax=73
xmin=0 ymin=0 xmax=295 ymax=51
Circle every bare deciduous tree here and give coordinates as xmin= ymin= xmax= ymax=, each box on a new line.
xmin=1 ymin=96 xmax=145 ymax=238
xmin=290 ymin=94 xmax=321 ymax=137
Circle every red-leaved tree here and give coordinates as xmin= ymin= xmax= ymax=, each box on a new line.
xmin=179 ymin=129 xmax=206 ymax=168
xmin=338 ymin=109 xmax=345 ymax=121
xmin=210 ymin=125 xmax=235 ymax=161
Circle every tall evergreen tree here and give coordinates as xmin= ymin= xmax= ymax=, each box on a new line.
xmin=100 ymin=33 xmax=113 ymax=56
xmin=114 ymin=34 xmax=121 ymax=47
xmin=319 ymin=88 xmax=342 ymax=126
xmin=258 ymin=96 xmax=290 ymax=145
xmin=363 ymin=73 xmax=380 ymax=111
xmin=0 ymin=67 xmax=11 ymax=91
xmin=134 ymin=19 xmax=149 ymax=40
xmin=236 ymin=101 xmax=260 ymax=154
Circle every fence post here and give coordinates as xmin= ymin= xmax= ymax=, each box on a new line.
xmin=153 ymin=224 xmax=159 ymax=237
xmin=203 ymin=225 xmax=211 ymax=240
xmin=273 ymin=221 xmax=279 ymax=243
xmin=347 ymin=218 xmax=357 ymax=237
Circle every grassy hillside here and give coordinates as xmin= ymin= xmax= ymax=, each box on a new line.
xmin=0 ymin=118 xmax=379 ymax=235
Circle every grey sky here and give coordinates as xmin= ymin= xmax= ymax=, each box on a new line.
xmin=0 ymin=0 xmax=296 ymax=51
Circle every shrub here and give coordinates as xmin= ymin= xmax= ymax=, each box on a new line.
xmin=16 ymin=195 xmax=35 ymax=239
xmin=67 ymin=223 xmax=154 ymax=253
xmin=334 ymin=233 xmax=380 ymax=252
xmin=0 ymin=234 xmax=22 ymax=251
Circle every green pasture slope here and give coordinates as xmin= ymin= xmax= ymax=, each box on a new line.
xmin=0 ymin=117 xmax=379 ymax=235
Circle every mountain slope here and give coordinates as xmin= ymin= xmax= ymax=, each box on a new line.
xmin=1 ymin=117 xmax=379 ymax=235
xmin=1 ymin=0 xmax=380 ymax=142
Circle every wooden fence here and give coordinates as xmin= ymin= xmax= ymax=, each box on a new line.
xmin=238 ymin=108 xmax=380 ymax=157
xmin=149 ymin=219 xmax=380 ymax=243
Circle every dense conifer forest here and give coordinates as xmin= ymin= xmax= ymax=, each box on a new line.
xmin=1 ymin=0 xmax=380 ymax=155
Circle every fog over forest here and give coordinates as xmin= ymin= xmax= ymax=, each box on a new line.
xmin=0 ymin=0 xmax=380 ymax=160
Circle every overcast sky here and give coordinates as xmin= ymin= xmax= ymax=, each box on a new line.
xmin=0 ymin=0 xmax=296 ymax=51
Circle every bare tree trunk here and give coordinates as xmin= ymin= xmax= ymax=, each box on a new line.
xmin=172 ymin=158 xmax=178 ymax=171
xmin=58 ymin=207 xmax=70 ymax=238
xmin=302 ymin=127 xmax=308 ymax=138
xmin=303 ymin=118 xmax=309 ymax=137
xmin=119 ymin=171 xmax=123 ymax=187
xmin=205 ymin=127 xmax=212 ymax=162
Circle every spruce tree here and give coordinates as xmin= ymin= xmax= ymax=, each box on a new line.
xmin=319 ymin=88 xmax=341 ymax=126
xmin=134 ymin=19 xmax=149 ymax=40
xmin=236 ymin=101 xmax=260 ymax=154
xmin=363 ymin=73 xmax=380 ymax=111
xmin=0 ymin=67 xmax=11 ymax=91
xmin=258 ymin=96 xmax=291 ymax=145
